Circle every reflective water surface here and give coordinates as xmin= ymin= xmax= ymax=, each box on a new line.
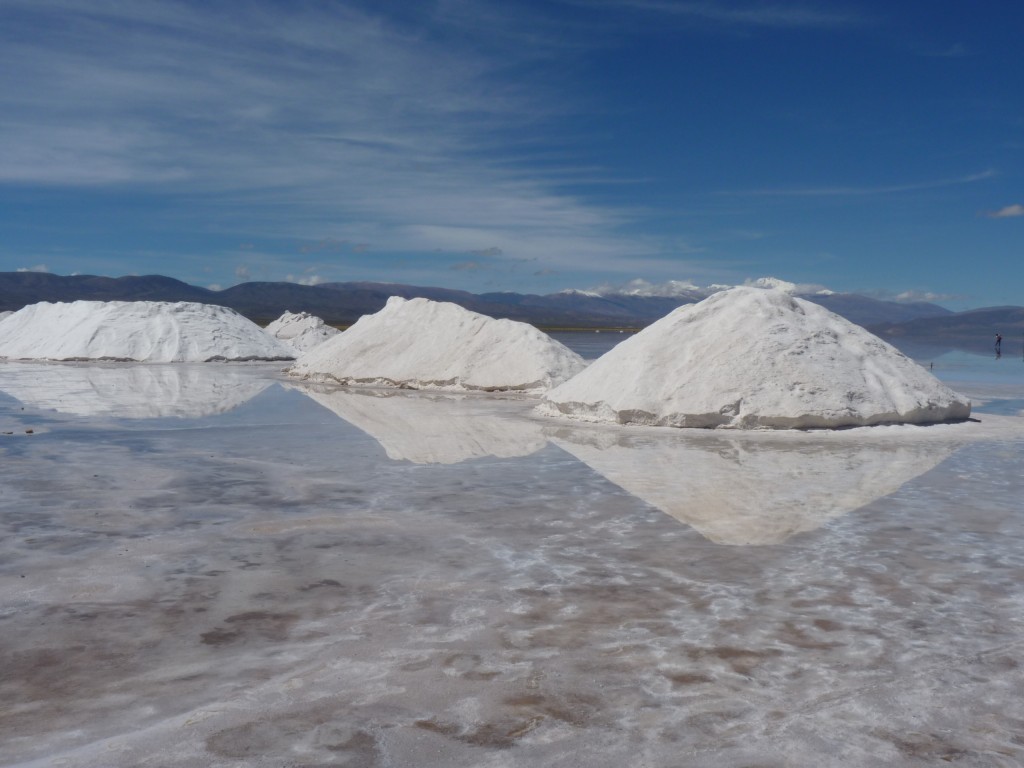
xmin=2 ymin=354 xmax=1024 ymax=767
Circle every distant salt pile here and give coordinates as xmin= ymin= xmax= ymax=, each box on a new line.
xmin=289 ymin=296 xmax=586 ymax=392
xmin=264 ymin=310 xmax=339 ymax=353
xmin=0 ymin=301 xmax=295 ymax=362
xmin=539 ymin=287 xmax=970 ymax=429
xmin=0 ymin=311 xmax=12 ymax=322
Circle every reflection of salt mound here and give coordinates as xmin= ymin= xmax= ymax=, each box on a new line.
xmin=0 ymin=363 xmax=273 ymax=418
xmin=540 ymin=287 xmax=970 ymax=429
xmin=549 ymin=425 xmax=959 ymax=545
xmin=0 ymin=301 xmax=294 ymax=362
xmin=264 ymin=310 xmax=339 ymax=353
xmin=289 ymin=296 xmax=585 ymax=392
xmin=291 ymin=384 xmax=546 ymax=464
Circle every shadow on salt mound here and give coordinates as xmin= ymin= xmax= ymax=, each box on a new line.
xmin=0 ymin=300 xmax=294 ymax=362
xmin=264 ymin=310 xmax=340 ymax=353
xmin=288 ymin=296 xmax=586 ymax=393
xmin=288 ymin=383 xmax=547 ymax=464
xmin=546 ymin=423 xmax=962 ymax=545
xmin=539 ymin=287 xmax=971 ymax=429
xmin=0 ymin=363 xmax=273 ymax=419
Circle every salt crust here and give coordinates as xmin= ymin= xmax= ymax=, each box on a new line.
xmin=264 ymin=310 xmax=339 ymax=353
xmin=288 ymin=296 xmax=586 ymax=392
xmin=0 ymin=301 xmax=294 ymax=362
xmin=539 ymin=287 xmax=971 ymax=429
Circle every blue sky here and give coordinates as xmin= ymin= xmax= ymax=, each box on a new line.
xmin=1 ymin=0 xmax=1021 ymax=308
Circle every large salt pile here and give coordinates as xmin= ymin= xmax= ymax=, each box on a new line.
xmin=0 ymin=311 xmax=12 ymax=323
xmin=289 ymin=296 xmax=586 ymax=392
xmin=0 ymin=301 xmax=294 ymax=362
xmin=264 ymin=310 xmax=339 ymax=353
xmin=539 ymin=287 xmax=970 ymax=429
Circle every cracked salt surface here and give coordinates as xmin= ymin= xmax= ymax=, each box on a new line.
xmin=2 ymin=347 xmax=1024 ymax=767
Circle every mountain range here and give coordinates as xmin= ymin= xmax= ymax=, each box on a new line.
xmin=0 ymin=271 xmax=1016 ymax=356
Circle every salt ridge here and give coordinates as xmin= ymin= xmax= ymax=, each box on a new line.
xmin=0 ymin=301 xmax=294 ymax=362
xmin=289 ymin=296 xmax=586 ymax=392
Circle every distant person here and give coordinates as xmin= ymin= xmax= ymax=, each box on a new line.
xmin=995 ymin=332 xmax=1003 ymax=356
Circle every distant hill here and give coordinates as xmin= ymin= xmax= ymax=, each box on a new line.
xmin=0 ymin=271 xmax=966 ymax=333
xmin=0 ymin=272 xmax=215 ymax=307
xmin=809 ymin=293 xmax=951 ymax=327
xmin=871 ymin=306 xmax=1024 ymax=356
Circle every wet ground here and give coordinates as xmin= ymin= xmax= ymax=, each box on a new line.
xmin=2 ymin=343 xmax=1024 ymax=767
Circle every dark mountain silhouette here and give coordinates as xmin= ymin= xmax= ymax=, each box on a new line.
xmin=0 ymin=271 xmax=968 ymax=333
xmin=871 ymin=306 xmax=1024 ymax=356
xmin=0 ymin=272 xmax=214 ymax=308
xmin=810 ymin=293 xmax=951 ymax=327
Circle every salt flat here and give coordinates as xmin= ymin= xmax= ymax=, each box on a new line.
xmin=2 ymin=348 xmax=1024 ymax=767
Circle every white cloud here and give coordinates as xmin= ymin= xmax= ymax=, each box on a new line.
xmin=737 ymin=169 xmax=997 ymax=198
xmin=286 ymin=274 xmax=324 ymax=287
xmin=582 ymin=275 xmax=834 ymax=298
xmin=16 ymin=264 xmax=49 ymax=273
xmin=207 ymin=283 xmax=223 ymax=291
xmin=986 ymin=204 xmax=1024 ymax=219
xmin=234 ymin=264 xmax=251 ymax=281
xmin=570 ymin=0 xmax=862 ymax=29
xmin=743 ymin=276 xmax=832 ymax=295
xmin=893 ymin=290 xmax=959 ymax=303
xmin=588 ymin=278 xmax=705 ymax=297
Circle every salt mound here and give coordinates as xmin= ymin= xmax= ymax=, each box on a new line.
xmin=0 ymin=311 xmax=12 ymax=323
xmin=0 ymin=301 xmax=294 ymax=362
xmin=288 ymin=296 xmax=586 ymax=392
xmin=539 ymin=287 xmax=970 ymax=429
xmin=264 ymin=310 xmax=339 ymax=353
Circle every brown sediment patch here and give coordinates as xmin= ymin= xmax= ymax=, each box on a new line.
xmin=200 ymin=611 xmax=298 ymax=646
xmin=664 ymin=672 xmax=714 ymax=686
xmin=686 ymin=645 xmax=784 ymax=676
xmin=813 ymin=618 xmax=844 ymax=631
xmin=874 ymin=728 xmax=971 ymax=762
xmin=206 ymin=716 xmax=379 ymax=763
xmin=415 ymin=691 xmax=599 ymax=750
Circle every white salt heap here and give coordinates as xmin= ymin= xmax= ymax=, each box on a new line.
xmin=264 ymin=310 xmax=339 ymax=353
xmin=0 ymin=301 xmax=294 ymax=362
xmin=539 ymin=287 xmax=970 ymax=429
xmin=289 ymin=296 xmax=586 ymax=392
xmin=0 ymin=311 xmax=12 ymax=323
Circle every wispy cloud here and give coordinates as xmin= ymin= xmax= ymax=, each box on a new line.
xmin=985 ymin=204 xmax=1024 ymax=219
xmin=893 ymin=290 xmax=961 ymax=303
xmin=16 ymin=264 xmax=50 ymax=273
xmin=285 ymin=273 xmax=324 ymax=287
xmin=0 ymin=0 xmax=653 ymax=273
xmin=736 ymin=169 xmax=997 ymax=197
xmin=566 ymin=0 xmax=863 ymax=29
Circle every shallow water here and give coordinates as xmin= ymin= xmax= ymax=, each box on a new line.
xmin=2 ymin=354 xmax=1024 ymax=767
